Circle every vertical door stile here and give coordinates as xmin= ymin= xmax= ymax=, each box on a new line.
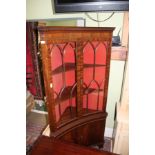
xmin=103 ymin=32 xmax=113 ymax=112
xmin=40 ymin=39 xmax=57 ymax=132
xmin=76 ymin=40 xmax=84 ymax=117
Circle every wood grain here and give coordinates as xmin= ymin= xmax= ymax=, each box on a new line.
xmin=29 ymin=136 xmax=119 ymax=155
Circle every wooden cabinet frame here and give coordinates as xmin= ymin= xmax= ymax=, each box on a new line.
xmin=38 ymin=26 xmax=114 ymax=147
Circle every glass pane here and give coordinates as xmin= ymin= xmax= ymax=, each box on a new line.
xmin=95 ymin=42 xmax=106 ymax=65
xmin=50 ymin=42 xmax=77 ymax=125
xmin=83 ymin=41 xmax=107 ymax=113
xmin=51 ymin=45 xmax=63 ymax=94
xmin=83 ymin=41 xmax=94 ymax=87
xmin=87 ymin=81 xmax=99 ymax=111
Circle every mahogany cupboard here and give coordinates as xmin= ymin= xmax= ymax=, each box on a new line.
xmin=38 ymin=27 xmax=114 ymax=147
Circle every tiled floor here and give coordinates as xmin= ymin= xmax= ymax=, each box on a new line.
xmin=26 ymin=112 xmax=48 ymax=152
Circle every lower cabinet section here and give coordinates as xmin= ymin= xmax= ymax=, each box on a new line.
xmin=60 ymin=119 xmax=105 ymax=146
xmin=51 ymin=112 xmax=107 ymax=147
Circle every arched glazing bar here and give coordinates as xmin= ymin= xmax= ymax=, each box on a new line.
xmin=50 ymin=44 xmax=65 ymax=85
xmin=69 ymin=82 xmax=77 ymax=117
xmin=53 ymin=91 xmax=62 ymax=121
xmin=49 ymin=44 xmax=64 ymax=119
xmin=83 ymin=41 xmax=108 ymax=112
xmin=51 ymin=42 xmax=76 ymax=121
xmin=86 ymin=79 xmax=100 ymax=111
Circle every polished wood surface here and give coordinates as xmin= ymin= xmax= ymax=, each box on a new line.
xmin=29 ymin=136 xmax=118 ymax=155
xmin=38 ymin=26 xmax=114 ymax=146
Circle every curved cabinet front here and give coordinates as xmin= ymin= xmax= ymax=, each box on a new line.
xmin=51 ymin=112 xmax=107 ymax=146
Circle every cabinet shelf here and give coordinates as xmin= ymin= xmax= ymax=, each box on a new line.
xmin=57 ymin=107 xmax=99 ymax=126
xmin=55 ymin=86 xmax=103 ymax=104
xmin=52 ymin=63 xmax=106 ymax=75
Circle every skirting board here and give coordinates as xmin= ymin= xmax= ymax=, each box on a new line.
xmin=104 ymin=128 xmax=113 ymax=138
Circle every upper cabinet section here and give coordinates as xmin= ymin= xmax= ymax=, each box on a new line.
xmin=38 ymin=26 xmax=114 ymax=127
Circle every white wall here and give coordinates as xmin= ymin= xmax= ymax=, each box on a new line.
xmin=26 ymin=0 xmax=124 ymax=36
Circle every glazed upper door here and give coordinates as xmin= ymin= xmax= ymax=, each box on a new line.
xmin=71 ymin=30 xmax=112 ymax=116
xmin=50 ymin=41 xmax=77 ymax=126
xmin=82 ymin=40 xmax=110 ymax=114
